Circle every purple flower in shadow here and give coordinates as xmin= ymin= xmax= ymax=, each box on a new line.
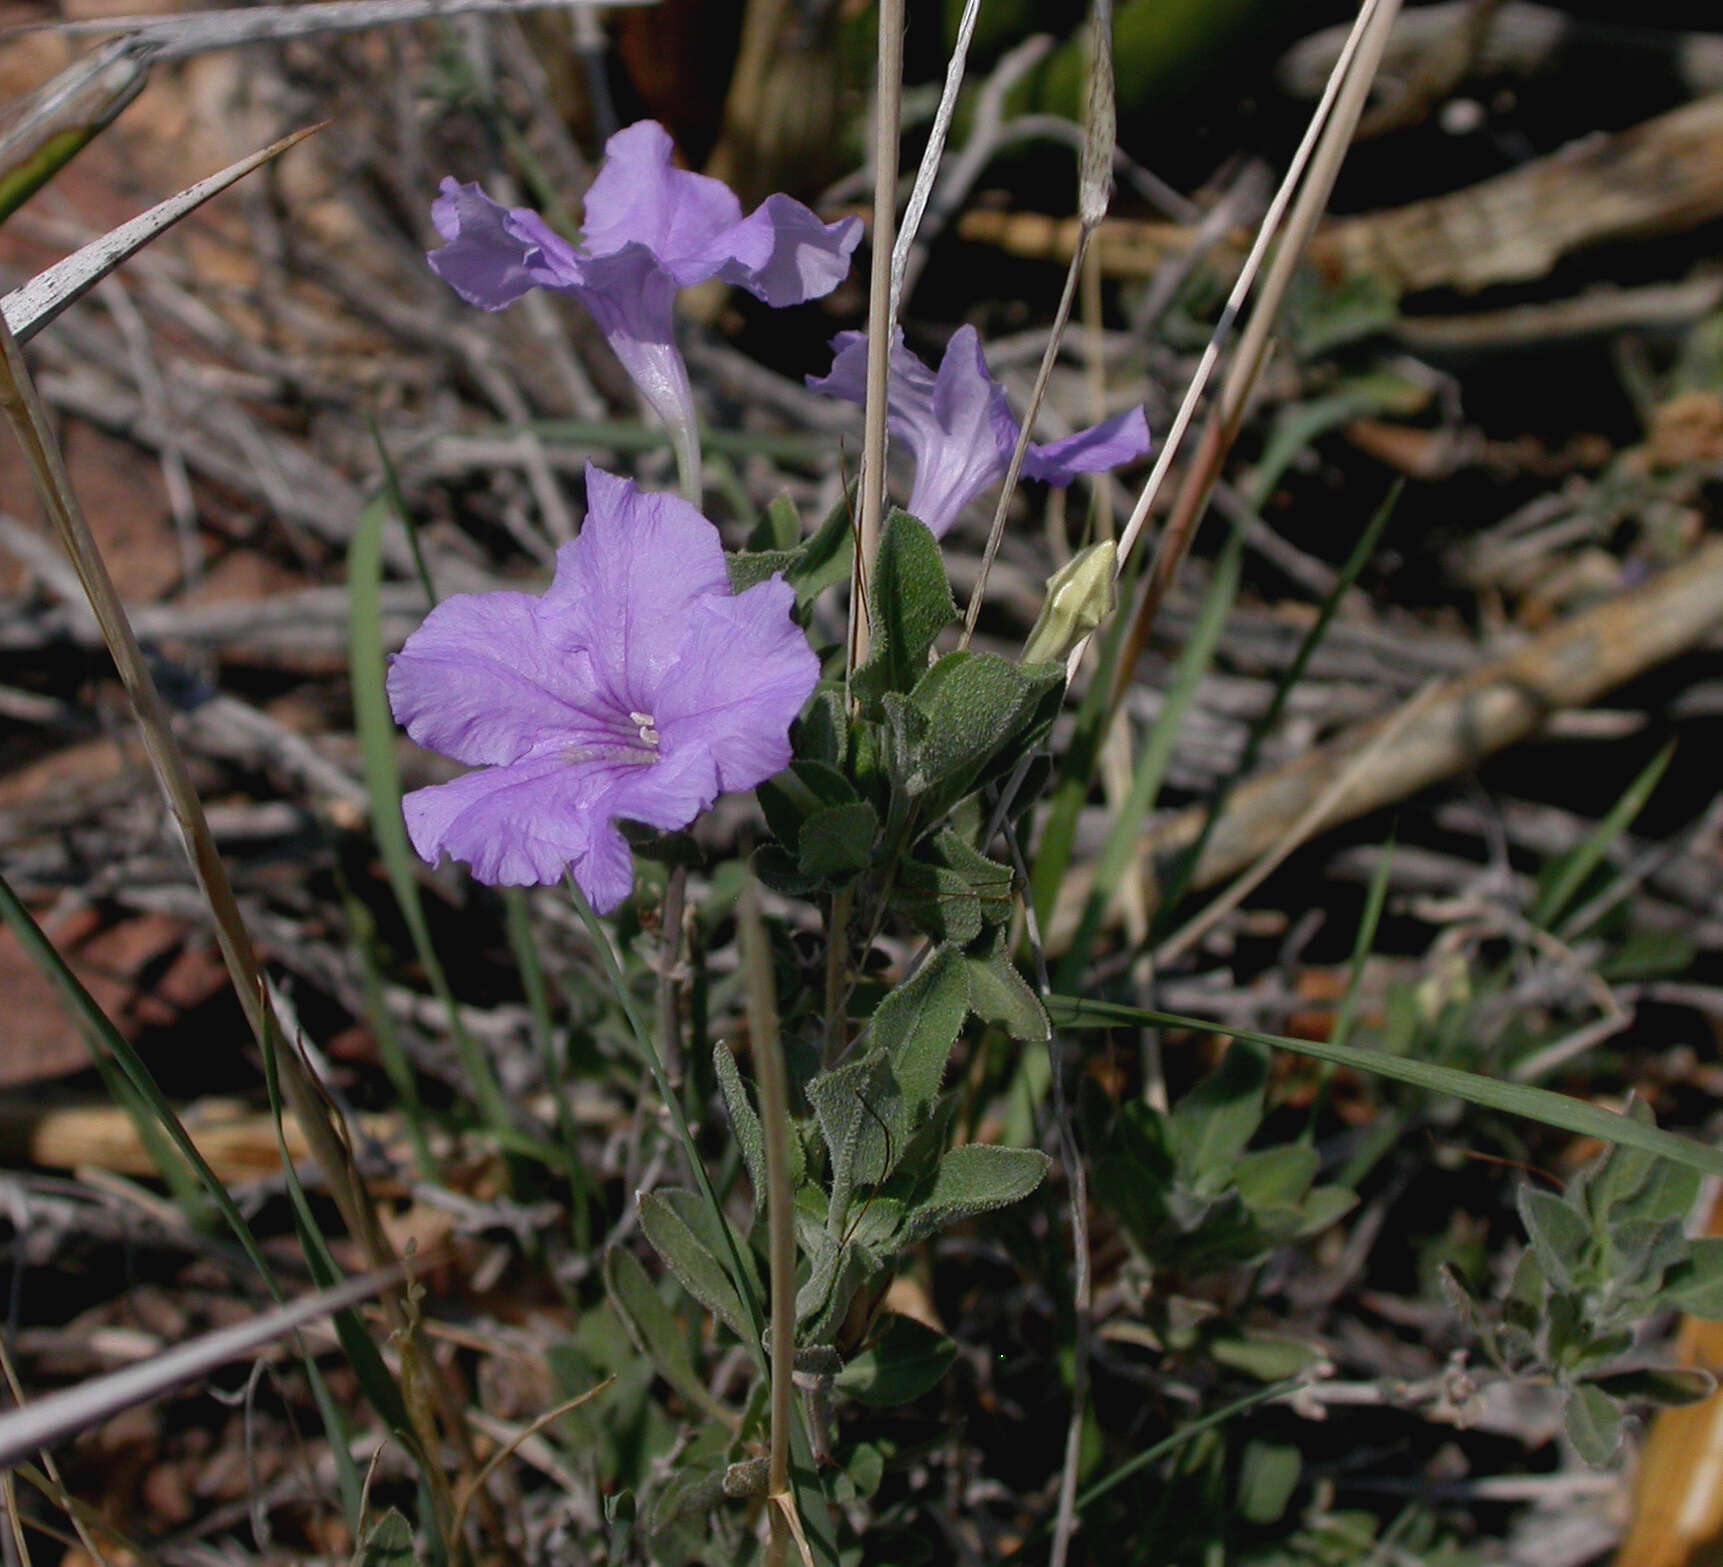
xmin=387 ymin=466 xmax=819 ymax=913
xmin=807 ymin=326 xmax=1151 ymax=538
xmin=430 ymin=121 xmax=862 ymax=453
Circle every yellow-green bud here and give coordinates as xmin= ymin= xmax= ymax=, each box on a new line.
xmin=1022 ymin=540 xmax=1118 ymax=665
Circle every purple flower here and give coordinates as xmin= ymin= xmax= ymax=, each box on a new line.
xmin=807 ymin=326 xmax=1152 ymax=538
xmin=387 ymin=466 xmax=819 ymax=913
xmin=429 ymin=121 xmax=862 ymax=460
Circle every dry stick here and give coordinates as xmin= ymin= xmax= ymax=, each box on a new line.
xmin=739 ymin=878 xmax=800 ymax=1567
xmin=1107 ymin=0 xmax=1403 ymax=717
xmin=847 ymin=0 xmax=905 ymax=676
xmin=0 ymin=319 xmax=484 ymax=1553
xmin=1047 ymin=533 xmax=1723 ymax=952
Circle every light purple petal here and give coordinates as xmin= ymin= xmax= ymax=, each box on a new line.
xmin=560 ymin=246 xmax=695 ymax=440
xmin=1022 ymin=406 xmax=1153 ymax=487
xmin=904 ymin=326 xmax=1012 ymax=536
xmin=542 ymin=467 xmax=731 ymax=716
xmin=580 ymin=120 xmax=742 ymax=263
xmin=806 ymin=331 xmax=870 ymax=407
xmin=404 ymin=755 xmax=630 ymax=901
xmin=609 ymin=739 xmax=722 ymax=835
xmin=387 ymin=590 xmax=609 ymax=768
xmin=428 ymin=179 xmax=583 ymax=310
xmin=698 ymin=195 xmax=864 ymax=305
xmin=656 ymin=576 xmax=818 ymax=792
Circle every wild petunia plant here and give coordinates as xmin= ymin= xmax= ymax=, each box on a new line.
xmin=429 ymin=119 xmax=862 ymax=497
xmin=405 ymin=118 xmax=1089 ymax=1545
xmin=807 ymin=324 xmax=1151 ymax=537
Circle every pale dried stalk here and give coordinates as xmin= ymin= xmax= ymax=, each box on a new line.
xmin=1107 ymin=0 xmax=1403 ymax=712
xmin=848 ymin=0 xmax=905 ymax=676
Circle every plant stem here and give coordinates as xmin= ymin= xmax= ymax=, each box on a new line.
xmin=848 ymin=0 xmax=904 ymax=678
xmin=739 ymin=877 xmax=798 ymax=1567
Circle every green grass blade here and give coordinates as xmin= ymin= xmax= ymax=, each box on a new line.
xmin=1045 ymin=996 xmax=1723 ymax=1176
xmin=1532 ymin=740 xmax=1674 ymax=931
xmin=1157 ymin=483 xmax=1399 ymax=921
xmin=347 ymin=493 xmax=516 ymax=1138
xmin=0 ymin=868 xmax=367 ymax=1520
xmin=1057 ymin=527 xmax=1241 ymax=983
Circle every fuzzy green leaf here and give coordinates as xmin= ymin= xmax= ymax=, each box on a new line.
xmin=853 ymin=509 xmax=954 ymax=704
xmin=965 ymin=952 xmax=1050 ymax=1043
xmin=897 ymin=1144 xmax=1049 ymax=1246
xmin=1563 ymin=1382 xmax=1625 ymax=1466
xmin=638 ymin=1191 xmax=750 ymax=1341
xmin=602 ymin=1248 xmax=730 ymax=1423
xmin=834 ymin=1313 xmax=958 ymax=1406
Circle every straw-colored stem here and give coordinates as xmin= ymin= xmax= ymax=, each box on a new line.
xmin=1106 ymin=0 xmax=1402 ymax=715
xmin=739 ymin=878 xmax=798 ymax=1567
xmin=848 ymin=0 xmax=905 ymax=678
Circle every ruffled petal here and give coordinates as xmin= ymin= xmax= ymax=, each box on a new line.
xmin=1022 ymin=406 xmax=1153 ymax=486
xmin=387 ymin=590 xmax=613 ymax=767
xmin=580 ymin=121 xmax=742 ymax=263
xmin=655 ymin=576 xmax=818 ymax=792
xmin=697 ymin=195 xmax=863 ymax=304
xmin=428 ymin=179 xmax=584 ymax=309
xmin=805 ymin=331 xmax=870 ymax=406
xmin=541 ymin=467 xmax=731 ymax=716
xmin=403 ymin=755 xmax=627 ymax=897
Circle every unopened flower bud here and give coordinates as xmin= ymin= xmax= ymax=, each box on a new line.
xmin=1022 ymin=540 xmax=1117 ymax=665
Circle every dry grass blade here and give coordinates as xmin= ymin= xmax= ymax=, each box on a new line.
xmin=0 ymin=1267 xmax=404 ymax=1468
xmin=0 ymin=37 xmax=149 ymax=219
xmin=1105 ymin=0 xmax=1402 ymax=713
xmin=2 ymin=124 xmax=326 ymax=343
xmin=6 ymin=0 xmax=653 ymax=57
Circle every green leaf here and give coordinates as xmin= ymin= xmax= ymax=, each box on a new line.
xmin=1662 ymin=1239 xmax=1723 ymax=1319
xmin=1232 ymin=1144 xmax=1319 ymax=1211
xmin=1168 ymin=1043 xmax=1267 ymax=1180
xmin=1237 ymin=1439 xmax=1301 ymax=1526
xmin=833 ymin=1313 xmax=959 ymax=1406
xmin=351 ymin=1507 xmax=418 ymax=1567
xmin=602 ymin=1248 xmax=731 ymax=1424
xmin=1563 ymin=1382 xmax=1625 ymax=1466
xmin=895 ymin=833 xmax=1015 ymax=944
xmin=895 ymin=651 xmax=1063 ymax=808
xmin=1044 ymin=997 xmax=1723 ymax=1179
xmin=1589 ymin=1367 xmax=1715 ymax=1407
xmin=756 ymin=759 xmax=860 ymax=852
xmin=1534 ymin=741 xmax=1674 ymax=930
xmin=727 ymin=490 xmax=854 ymax=608
xmin=897 ymin=1144 xmax=1049 ymax=1246
xmin=806 ymin=1048 xmax=904 ymax=1209
xmin=853 ymin=509 xmax=954 ymax=704
xmin=1519 ymin=1188 xmax=1594 ymax=1293
xmin=873 ymin=943 xmax=971 ymax=1118
xmin=965 ymin=952 xmax=1051 ymax=1043
xmin=638 ymin=1191 xmax=751 ymax=1341
xmin=714 ymin=1044 xmax=768 ymax=1216
xmin=798 ymin=799 xmax=881 ymax=879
